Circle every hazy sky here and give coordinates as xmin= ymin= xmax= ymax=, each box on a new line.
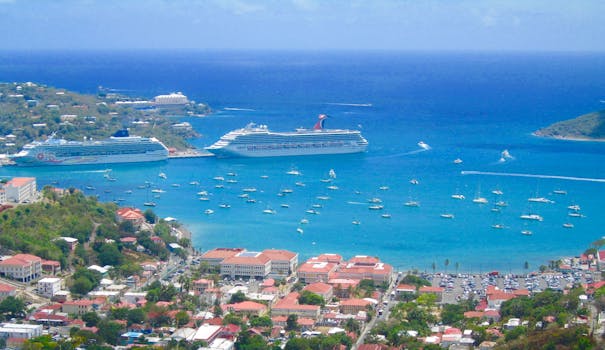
xmin=1 ymin=0 xmax=603 ymax=51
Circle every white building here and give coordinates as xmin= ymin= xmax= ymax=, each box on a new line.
xmin=4 ymin=177 xmax=36 ymax=203
xmin=37 ymin=277 xmax=63 ymax=298
xmin=154 ymin=92 xmax=189 ymax=105
xmin=0 ymin=254 xmax=42 ymax=282
xmin=220 ymin=251 xmax=271 ymax=279
xmin=0 ymin=323 xmax=43 ymax=339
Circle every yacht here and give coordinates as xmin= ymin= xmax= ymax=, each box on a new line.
xmin=204 ymin=209 xmax=214 ymax=215
xmin=528 ymin=197 xmax=554 ymax=204
xmin=520 ymin=214 xmax=543 ymax=221
xmin=562 ymin=223 xmax=574 ymax=228
xmin=472 ymin=197 xmax=488 ymax=204
xmin=440 ymin=213 xmax=455 ymax=219
xmin=521 ymin=230 xmax=533 ymax=235
xmin=404 ymin=201 xmax=420 ymax=207
xmin=451 ymin=194 xmax=465 ymax=200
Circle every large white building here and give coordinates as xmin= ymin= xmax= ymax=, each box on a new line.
xmin=154 ymin=92 xmax=189 ymax=105
xmin=4 ymin=177 xmax=36 ymax=203
xmin=0 ymin=323 xmax=43 ymax=339
xmin=220 ymin=251 xmax=271 ymax=280
xmin=37 ymin=277 xmax=64 ymax=298
xmin=0 ymin=254 xmax=42 ymax=282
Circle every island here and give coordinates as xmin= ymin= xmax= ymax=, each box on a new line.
xmin=0 ymin=82 xmax=211 ymax=154
xmin=534 ymin=109 xmax=605 ymax=141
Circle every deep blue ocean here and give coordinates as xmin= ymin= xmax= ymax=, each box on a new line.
xmin=1 ymin=50 xmax=605 ymax=273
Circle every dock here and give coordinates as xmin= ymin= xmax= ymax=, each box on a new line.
xmin=168 ymin=150 xmax=215 ymax=159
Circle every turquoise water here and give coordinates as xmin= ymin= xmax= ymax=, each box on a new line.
xmin=1 ymin=50 xmax=605 ymax=273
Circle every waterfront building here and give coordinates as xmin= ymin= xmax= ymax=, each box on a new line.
xmin=0 ymin=253 xmax=42 ymax=282
xmin=261 ymin=249 xmax=298 ymax=278
xmin=37 ymin=277 xmax=63 ymax=298
xmin=334 ymin=256 xmax=393 ymax=285
xmin=154 ymin=92 xmax=188 ymax=106
xmin=4 ymin=177 xmax=36 ymax=203
xmin=201 ymin=248 xmax=245 ymax=268
xmin=297 ymin=259 xmax=339 ymax=284
xmin=220 ymin=251 xmax=271 ymax=280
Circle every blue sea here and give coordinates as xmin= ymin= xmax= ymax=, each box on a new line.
xmin=2 ymin=50 xmax=605 ymax=273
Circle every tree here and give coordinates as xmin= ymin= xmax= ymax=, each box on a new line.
xmin=82 ymin=311 xmax=101 ymax=327
xmin=127 ymin=308 xmax=146 ymax=325
xmin=0 ymin=296 xmax=25 ymax=319
xmin=175 ymin=310 xmax=190 ymax=327
xmin=285 ymin=314 xmax=299 ymax=331
xmin=98 ymin=243 xmax=123 ymax=266
xmin=229 ymin=291 xmax=248 ymax=304
xmin=97 ymin=320 xmax=124 ymax=345
xmin=444 ymin=259 xmax=450 ymax=273
xmin=298 ymin=290 xmax=325 ymax=306
xmin=284 ymin=338 xmax=311 ymax=350
xmin=70 ymin=276 xmax=93 ymax=296
xmin=144 ymin=209 xmax=157 ymax=224
xmin=249 ymin=315 xmax=273 ymax=328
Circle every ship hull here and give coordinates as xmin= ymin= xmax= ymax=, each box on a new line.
xmin=11 ymin=150 xmax=168 ymax=166
xmin=207 ymin=142 xmax=367 ymax=158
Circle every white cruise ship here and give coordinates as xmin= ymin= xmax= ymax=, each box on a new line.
xmin=11 ymin=130 xmax=169 ymax=166
xmin=205 ymin=115 xmax=368 ymax=158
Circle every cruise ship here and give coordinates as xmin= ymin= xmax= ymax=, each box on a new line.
xmin=10 ymin=130 xmax=169 ymax=166
xmin=205 ymin=115 xmax=368 ymax=158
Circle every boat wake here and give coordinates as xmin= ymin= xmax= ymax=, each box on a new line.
xmin=461 ymin=170 xmax=605 ymax=183
xmin=223 ymin=107 xmax=256 ymax=111
xmin=325 ymin=102 xmax=372 ymax=107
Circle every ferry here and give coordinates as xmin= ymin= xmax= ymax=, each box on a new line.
xmin=205 ymin=115 xmax=368 ymax=158
xmin=11 ymin=130 xmax=169 ymax=166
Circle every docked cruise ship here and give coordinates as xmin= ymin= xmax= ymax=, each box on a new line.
xmin=10 ymin=130 xmax=169 ymax=166
xmin=205 ymin=115 xmax=368 ymax=158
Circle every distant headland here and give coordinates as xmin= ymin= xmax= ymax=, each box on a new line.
xmin=534 ymin=109 xmax=605 ymax=141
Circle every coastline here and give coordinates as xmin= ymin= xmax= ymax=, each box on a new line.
xmin=532 ymin=131 xmax=605 ymax=142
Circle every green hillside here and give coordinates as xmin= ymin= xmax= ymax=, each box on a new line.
xmin=535 ymin=110 xmax=605 ymax=140
xmin=0 ymin=82 xmax=209 ymax=153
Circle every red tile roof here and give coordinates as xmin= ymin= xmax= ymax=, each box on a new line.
xmin=340 ymin=298 xmax=372 ymax=307
xmin=6 ymin=177 xmax=35 ymax=187
xmin=223 ymin=252 xmax=270 ymax=265
xmin=348 ymin=255 xmax=380 ymax=265
xmin=303 ymin=282 xmax=332 ymax=294
xmin=262 ymin=249 xmax=297 ymax=261
xmin=116 ymin=207 xmax=144 ymax=220
xmin=222 ymin=301 xmax=268 ymax=312
xmin=202 ymin=248 xmax=245 ymax=260
xmin=0 ymin=254 xmax=42 ymax=267
xmin=419 ymin=286 xmax=444 ymax=293
xmin=0 ymin=283 xmax=16 ymax=293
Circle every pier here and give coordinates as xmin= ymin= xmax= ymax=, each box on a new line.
xmin=168 ymin=150 xmax=215 ymax=159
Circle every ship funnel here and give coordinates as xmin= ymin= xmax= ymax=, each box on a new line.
xmin=313 ymin=114 xmax=328 ymax=130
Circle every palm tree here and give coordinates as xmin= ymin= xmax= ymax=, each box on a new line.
xmin=444 ymin=259 xmax=450 ymax=273
xmin=455 ymin=262 xmax=459 ymax=274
